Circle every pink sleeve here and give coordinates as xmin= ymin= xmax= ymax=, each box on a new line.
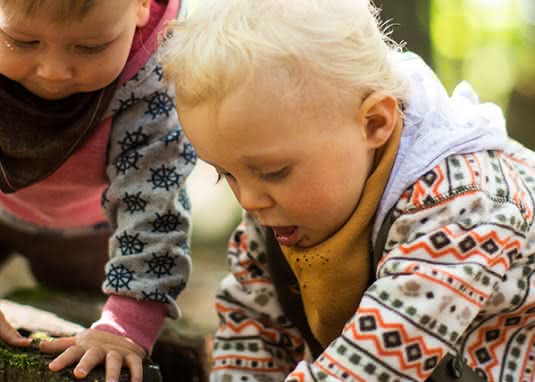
xmin=91 ymin=295 xmax=167 ymax=353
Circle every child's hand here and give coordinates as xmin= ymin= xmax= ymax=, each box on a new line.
xmin=0 ymin=309 xmax=32 ymax=347
xmin=40 ymin=328 xmax=146 ymax=382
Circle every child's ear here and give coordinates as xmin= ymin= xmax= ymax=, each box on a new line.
xmin=358 ymin=92 xmax=399 ymax=149
xmin=135 ymin=0 xmax=151 ymax=28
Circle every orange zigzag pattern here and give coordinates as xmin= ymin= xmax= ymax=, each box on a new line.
xmin=408 ymin=165 xmax=445 ymax=206
xmin=467 ymin=303 xmax=535 ymax=378
xmin=398 ymin=226 xmax=519 ymax=269
xmin=216 ymin=302 xmax=304 ymax=345
xmin=345 ymin=307 xmax=444 ymax=381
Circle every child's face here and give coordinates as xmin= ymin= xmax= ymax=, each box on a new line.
xmin=180 ymin=73 xmax=397 ymax=248
xmin=0 ymin=0 xmax=149 ymax=100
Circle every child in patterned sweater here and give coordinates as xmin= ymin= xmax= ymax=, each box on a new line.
xmin=0 ymin=0 xmax=195 ymax=381
xmin=162 ymin=0 xmax=535 ymax=381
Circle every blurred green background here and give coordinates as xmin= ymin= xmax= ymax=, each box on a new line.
xmin=377 ymin=0 xmax=535 ymax=147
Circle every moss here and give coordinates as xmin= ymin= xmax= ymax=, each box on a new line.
xmin=0 ymin=340 xmax=80 ymax=381
xmin=8 ymin=287 xmax=55 ymax=303
xmin=0 ymin=345 xmax=39 ymax=369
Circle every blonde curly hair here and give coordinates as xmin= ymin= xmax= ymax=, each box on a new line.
xmin=162 ymin=0 xmax=409 ymax=109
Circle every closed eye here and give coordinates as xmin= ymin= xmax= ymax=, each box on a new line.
xmin=0 ymin=29 xmax=38 ymax=49
xmin=260 ymin=166 xmax=290 ymax=181
xmin=76 ymin=42 xmax=112 ymax=54
xmin=4 ymin=36 xmax=39 ymax=49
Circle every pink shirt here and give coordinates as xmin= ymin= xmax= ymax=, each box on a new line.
xmin=0 ymin=0 xmax=176 ymax=230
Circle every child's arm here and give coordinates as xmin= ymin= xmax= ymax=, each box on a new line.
xmin=211 ymin=212 xmax=307 ymax=382
xmin=94 ymin=59 xmax=196 ymax=347
xmin=41 ymin=59 xmax=196 ymax=381
xmin=287 ymin=152 xmax=529 ymax=382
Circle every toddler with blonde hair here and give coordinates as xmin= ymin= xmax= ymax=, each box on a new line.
xmin=162 ymin=0 xmax=535 ymax=381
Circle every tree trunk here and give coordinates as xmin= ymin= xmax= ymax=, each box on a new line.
xmin=376 ymin=0 xmax=432 ymax=65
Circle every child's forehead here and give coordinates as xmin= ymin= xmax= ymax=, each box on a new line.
xmin=0 ymin=0 xmax=134 ymax=37
xmin=245 ymin=67 xmax=361 ymax=113
xmin=0 ymin=0 xmax=127 ymax=25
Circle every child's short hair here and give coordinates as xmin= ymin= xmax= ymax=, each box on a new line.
xmin=0 ymin=0 xmax=99 ymax=23
xmin=163 ymin=0 xmax=409 ymax=108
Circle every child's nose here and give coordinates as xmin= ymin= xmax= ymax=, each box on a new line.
xmin=238 ymin=186 xmax=273 ymax=212
xmin=36 ymin=57 xmax=73 ymax=81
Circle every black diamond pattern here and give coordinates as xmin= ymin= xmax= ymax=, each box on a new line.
xmin=482 ymin=239 xmax=499 ymax=254
xmin=475 ymin=347 xmax=491 ymax=364
xmin=505 ymin=317 xmax=521 ymax=326
xmin=485 ymin=329 xmax=500 ymax=342
xmin=405 ymin=344 xmax=422 ymax=362
xmin=422 ymin=170 xmax=438 ymax=187
xmin=459 ymin=236 xmax=477 ymax=253
xmin=382 ymin=331 xmax=402 ymax=348
xmin=423 ymin=356 xmax=438 ymax=370
xmin=430 ymin=231 xmax=451 ymax=249
xmin=229 ymin=311 xmax=246 ymax=324
xmin=359 ymin=316 xmax=377 ymax=332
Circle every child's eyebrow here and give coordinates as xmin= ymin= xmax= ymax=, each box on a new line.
xmin=242 ymin=155 xmax=289 ymax=170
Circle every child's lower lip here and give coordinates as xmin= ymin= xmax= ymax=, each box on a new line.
xmin=271 ymin=226 xmax=299 ymax=246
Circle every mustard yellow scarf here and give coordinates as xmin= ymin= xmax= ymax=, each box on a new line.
xmin=280 ymin=121 xmax=402 ymax=347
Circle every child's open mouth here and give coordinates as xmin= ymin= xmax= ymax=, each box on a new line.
xmin=271 ymin=226 xmax=299 ymax=246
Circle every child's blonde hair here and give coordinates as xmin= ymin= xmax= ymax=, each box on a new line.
xmin=0 ymin=0 xmax=99 ymax=23
xmin=162 ymin=0 xmax=409 ymax=108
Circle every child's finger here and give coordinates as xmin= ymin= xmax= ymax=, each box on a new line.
xmin=0 ymin=311 xmax=31 ymax=347
xmin=73 ymin=347 xmax=106 ymax=379
xmin=105 ymin=350 xmax=123 ymax=382
xmin=124 ymin=353 xmax=143 ymax=382
xmin=48 ymin=345 xmax=85 ymax=372
xmin=40 ymin=337 xmax=76 ymax=353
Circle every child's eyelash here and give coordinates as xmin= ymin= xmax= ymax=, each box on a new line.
xmin=76 ymin=43 xmax=111 ymax=54
xmin=260 ymin=167 xmax=290 ymax=181
xmin=5 ymin=36 xmax=39 ymax=49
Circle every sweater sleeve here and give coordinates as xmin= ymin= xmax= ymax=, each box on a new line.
xmin=92 ymin=56 xmax=196 ymax=352
xmin=286 ymin=152 xmax=529 ymax=382
xmin=211 ymin=212 xmax=307 ymax=382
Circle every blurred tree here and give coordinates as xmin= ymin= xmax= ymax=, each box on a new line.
xmin=506 ymin=0 xmax=535 ymax=148
xmin=376 ymin=0 xmax=433 ymax=65
xmin=378 ymin=0 xmax=535 ymax=149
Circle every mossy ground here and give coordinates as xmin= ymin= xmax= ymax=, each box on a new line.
xmin=0 ymin=340 xmax=75 ymax=382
